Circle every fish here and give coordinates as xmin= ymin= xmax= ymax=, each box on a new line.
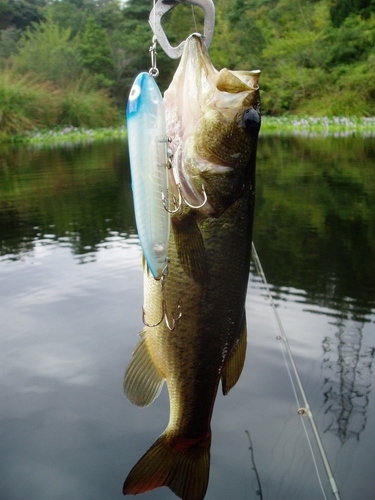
xmin=123 ymin=34 xmax=261 ymax=500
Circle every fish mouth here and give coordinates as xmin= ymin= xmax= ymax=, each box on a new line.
xmin=164 ymin=34 xmax=261 ymax=213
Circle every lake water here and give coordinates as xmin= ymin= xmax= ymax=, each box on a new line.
xmin=1 ymin=135 xmax=374 ymax=500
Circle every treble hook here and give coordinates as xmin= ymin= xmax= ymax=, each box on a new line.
xmin=142 ymin=258 xmax=182 ymax=331
xmin=161 ymin=144 xmax=208 ymax=213
xmin=149 ymin=0 xmax=215 ymax=59
xmin=181 ymin=183 xmax=208 ymax=209
xmin=162 ymin=183 xmax=208 ymax=212
xmin=162 ymin=188 xmax=182 ymax=214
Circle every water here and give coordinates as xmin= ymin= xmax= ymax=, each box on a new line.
xmin=0 ymin=136 xmax=374 ymax=500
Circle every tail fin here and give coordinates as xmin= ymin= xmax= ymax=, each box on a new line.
xmin=123 ymin=431 xmax=211 ymax=500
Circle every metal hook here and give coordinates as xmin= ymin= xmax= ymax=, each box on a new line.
xmin=162 ymin=183 xmax=207 ymax=213
xmin=162 ymin=141 xmax=208 ymax=212
xmin=162 ymin=188 xmax=182 ymax=213
xmin=149 ymin=36 xmax=159 ymax=77
xmin=149 ymin=0 xmax=215 ymax=59
xmin=180 ymin=183 xmax=208 ymax=209
xmin=142 ymin=258 xmax=182 ymax=331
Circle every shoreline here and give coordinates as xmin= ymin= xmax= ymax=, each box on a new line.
xmin=6 ymin=116 xmax=375 ymax=145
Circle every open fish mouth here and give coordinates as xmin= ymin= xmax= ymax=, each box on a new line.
xmin=164 ymin=34 xmax=261 ymax=213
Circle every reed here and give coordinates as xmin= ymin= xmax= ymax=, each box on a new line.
xmin=0 ymin=70 xmax=121 ymax=140
xmin=0 ymin=68 xmax=59 ymax=139
xmin=59 ymin=79 xmax=120 ymax=129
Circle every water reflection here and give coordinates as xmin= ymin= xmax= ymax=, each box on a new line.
xmin=322 ymin=319 xmax=374 ymax=443
xmin=1 ymin=137 xmax=375 ymax=499
xmin=255 ymin=136 xmax=375 ymax=314
xmin=0 ymin=140 xmax=134 ymax=261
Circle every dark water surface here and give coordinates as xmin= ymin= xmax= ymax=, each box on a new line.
xmin=1 ymin=136 xmax=374 ymax=500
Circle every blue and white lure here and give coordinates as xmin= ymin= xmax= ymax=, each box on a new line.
xmin=126 ymin=72 xmax=170 ymax=279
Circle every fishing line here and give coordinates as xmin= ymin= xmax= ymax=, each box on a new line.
xmin=191 ymin=5 xmax=198 ymax=33
xmin=251 ymin=242 xmax=341 ymax=500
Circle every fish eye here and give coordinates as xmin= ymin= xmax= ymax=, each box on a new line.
xmin=242 ymin=108 xmax=260 ymax=132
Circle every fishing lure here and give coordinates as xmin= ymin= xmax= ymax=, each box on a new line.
xmin=126 ymin=72 xmax=170 ymax=279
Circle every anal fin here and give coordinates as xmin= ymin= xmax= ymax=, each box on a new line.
xmin=124 ymin=331 xmax=164 ymax=407
xmin=221 ymin=314 xmax=247 ymax=395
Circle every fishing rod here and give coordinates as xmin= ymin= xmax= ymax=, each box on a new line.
xmin=251 ymin=242 xmax=341 ymax=500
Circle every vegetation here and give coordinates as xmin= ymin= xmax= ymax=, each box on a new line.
xmin=19 ymin=116 xmax=375 ymax=146
xmin=0 ymin=0 xmax=375 ymax=139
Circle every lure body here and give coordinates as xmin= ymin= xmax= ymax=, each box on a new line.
xmin=126 ymin=72 xmax=169 ymax=278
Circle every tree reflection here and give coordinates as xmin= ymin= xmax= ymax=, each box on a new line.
xmin=0 ymin=140 xmax=135 ymax=261
xmin=322 ymin=318 xmax=374 ymax=443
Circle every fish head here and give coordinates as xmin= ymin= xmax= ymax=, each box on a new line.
xmin=164 ymin=34 xmax=261 ymax=214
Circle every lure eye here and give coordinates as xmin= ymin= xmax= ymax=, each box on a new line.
xmin=242 ymin=108 xmax=260 ymax=132
xmin=129 ymin=84 xmax=141 ymax=101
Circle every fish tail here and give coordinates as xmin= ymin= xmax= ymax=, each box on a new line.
xmin=123 ymin=431 xmax=211 ymax=500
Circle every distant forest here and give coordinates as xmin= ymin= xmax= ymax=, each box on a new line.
xmin=1 ymin=0 xmax=375 ymax=134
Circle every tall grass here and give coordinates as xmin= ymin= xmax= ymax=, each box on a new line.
xmin=59 ymin=79 xmax=120 ymax=128
xmin=0 ymin=68 xmax=120 ymax=140
xmin=0 ymin=69 xmax=59 ymax=139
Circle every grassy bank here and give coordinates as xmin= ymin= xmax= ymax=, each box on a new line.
xmin=0 ymin=68 xmax=121 ymax=142
xmin=23 ymin=125 xmax=127 ymax=145
xmin=15 ymin=116 xmax=375 ymax=146
xmin=260 ymin=116 xmax=375 ymax=136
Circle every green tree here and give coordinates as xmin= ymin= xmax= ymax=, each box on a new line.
xmin=12 ymin=18 xmax=83 ymax=86
xmin=0 ymin=26 xmax=19 ymax=60
xmin=330 ymin=0 xmax=375 ymax=26
xmin=109 ymin=0 xmax=176 ymax=106
xmin=79 ymin=16 xmax=115 ymax=87
xmin=46 ymin=0 xmax=87 ymax=36
xmin=0 ymin=0 xmax=45 ymax=31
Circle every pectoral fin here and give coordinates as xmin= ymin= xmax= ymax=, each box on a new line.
xmin=221 ymin=315 xmax=247 ymax=395
xmin=171 ymin=213 xmax=208 ymax=284
xmin=124 ymin=331 xmax=164 ymax=407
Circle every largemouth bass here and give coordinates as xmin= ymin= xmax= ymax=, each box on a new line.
xmin=123 ymin=34 xmax=261 ymax=500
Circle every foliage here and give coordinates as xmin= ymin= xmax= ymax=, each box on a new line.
xmin=0 ymin=26 xmax=19 ymax=60
xmin=0 ymin=0 xmax=45 ymax=31
xmin=79 ymin=16 xmax=114 ymax=87
xmin=110 ymin=0 xmax=177 ymax=103
xmin=19 ymin=116 xmax=375 ymax=145
xmin=0 ymin=68 xmax=58 ymax=138
xmin=25 ymin=125 xmax=126 ymax=144
xmin=260 ymin=115 xmax=375 ymax=135
xmin=12 ymin=19 xmax=83 ymax=86
xmin=1 ymin=0 xmax=375 ymax=135
xmin=58 ymin=79 xmax=120 ymax=128
xmin=330 ymin=0 xmax=375 ymax=26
